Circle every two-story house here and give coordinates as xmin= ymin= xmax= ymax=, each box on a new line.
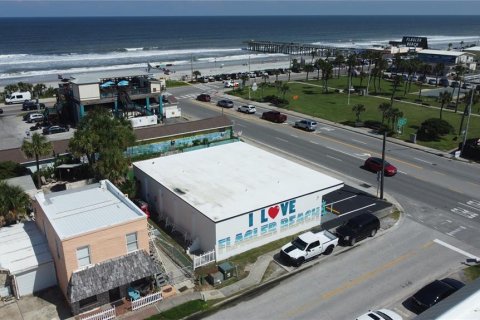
xmin=34 ymin=180 xmax=161 ymax=315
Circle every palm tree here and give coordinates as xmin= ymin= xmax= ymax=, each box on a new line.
xmin=458 ymin=89 xmax=479 ymax=136
xmin=262 ymin=73 xmax=269 ymax=84
xmin=280 ymin=83 xmax=290 ymax=100
xmin=322 ymin=61 xmax=333 ymax=93
xmin=433 ymin=63 xmax=445 ymax=87
xmin=390 ymin=75 xmax=403 ymax=107
xmin=314 ymin=58 xmax=323 ymax=80
xmin=378 ymin=102 xmax=391 ymax=124
xmin=304 ymin=63 xmax=315 ymax=81
xmin=0 ymin=180 xmax=30 ymax=226
xmin=21 ymin=133 xmax=53 ymax=187
xmin=240 ymin=74 xmax=249 ymax=89
xmin=259 ymin=82 xmax=268 ymax=99
xmin=274 ymin=69 xmax=280 ymax=82
xmin=438 ymin=91 xmax=452 ymax=120
xmin=346 ymin=53 xmax=357 ymax=88
xmin=418 ymin=63 xmax=432 ymax=99
xmin=352 ymin=104 xmax=366 ymax=122
xmin=192 ymin=70 xmax=201 ymax=82
xmin=453 ymin=64 xmax=467 ymax=113
xmin=333 ymin=54 xmax=345 ymax=79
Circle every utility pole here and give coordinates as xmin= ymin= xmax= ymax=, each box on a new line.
xmin=248 ymin=55 xmax=251 ymax=100
xmin=380 ymin=131 xmax=386 ymax=200
xmin=461 ymin=88 xmax=475 ymax=155
xmin=190 ymin=54 xmax=193 ymax=81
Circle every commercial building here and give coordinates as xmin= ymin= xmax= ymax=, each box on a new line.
xmin=57 ymin=69 xmax=165 ymax=124
xmin=133 ymin=142 xmax=343 ymax=261
xmin=33 ymin=180 xmax=160 ymax=315
xmin=417 ymin=49 xmax=476 ymax=70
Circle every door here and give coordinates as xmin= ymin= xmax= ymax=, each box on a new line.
xmin=109 ymin=287 xmax=121 ymax=302
xmin=305 ymin=240 xmax=320 ymax=259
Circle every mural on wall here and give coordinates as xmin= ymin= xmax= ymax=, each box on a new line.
xmin=126 ymin=129 xmax=233 ymax=157
xmin=216 ymin=193 xmax=329 ymax=256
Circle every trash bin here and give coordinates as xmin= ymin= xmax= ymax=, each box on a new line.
xmin=207 ymin=272 xmax=223 ymax=286
xmin=218 ymin=262 xmax=235 ymax=280
xmin=410 ymin=133 xmax=417 ymax=144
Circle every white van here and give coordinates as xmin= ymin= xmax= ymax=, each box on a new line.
xmin=5 ymin=91 xmax=32 ymax=104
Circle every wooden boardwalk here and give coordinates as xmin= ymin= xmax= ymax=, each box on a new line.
xmin=243 ymin=40 xmax=357 ymax=56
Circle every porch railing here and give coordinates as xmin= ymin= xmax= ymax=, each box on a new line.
xmin=78 ymin=306 xmax=116 ymax=320
xmin=131 ymin=292 xmax=163 ymax=311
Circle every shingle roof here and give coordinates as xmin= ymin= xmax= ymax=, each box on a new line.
xmin=68 ymin=250 xmax=161 ymax=302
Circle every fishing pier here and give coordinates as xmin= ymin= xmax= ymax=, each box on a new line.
xmin=243 ymin=40 xmax=357 ymax=56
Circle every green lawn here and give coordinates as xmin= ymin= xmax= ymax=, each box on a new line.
xmin=146 ymin=300 xmax=208 ymax=320
xmin=166 ymin=79 xmax=190 ymax=88
xmin=231 ymin=77 xmax=480 ymax=151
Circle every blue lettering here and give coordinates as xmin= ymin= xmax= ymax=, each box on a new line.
xmin=289 ymin=199 xmax=296 ymax=213
xmin=289 ymin=215 xmax=296 ymax=225
xmin=280 ymin=217 xmax=289 ymax=228
xmin=235 ymin=233 xmax=243 ymax=244
xmin=260 ymin=209 xmax=268 ymax=223
xmin=261 ymin=224 xmax=269 ymax=235
xmin=218 ymin=237 xmax=231 ymax=249
xmin=296 ymin=213 xmax=304 ymax=224
xmin=269 ymin=222 xmax=277 ymax=232
xmin=248 ymin=212 xmax=254 ymax=227
xmin=281 ymin=202 xmax=289 ymax=215
xmin=244 ymin=229 xmax=253 ymax=240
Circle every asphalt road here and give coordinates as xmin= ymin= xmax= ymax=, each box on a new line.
xmin=166 ymin=80 xmax=480 ymax=249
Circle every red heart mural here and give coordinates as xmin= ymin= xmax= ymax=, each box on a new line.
xmin=268 ymin=206 xmax=280 ymax=219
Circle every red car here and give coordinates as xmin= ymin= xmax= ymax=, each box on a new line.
xmin=196 ymin=94 xmax=211 ymax=102
xmin=364 ymin=157 xmax=397 ymax=176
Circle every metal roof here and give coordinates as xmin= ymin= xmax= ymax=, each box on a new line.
xmin=133 ymin=142 xmax=343 ymax=222
xmin=0 ymin=222 xmax=53 ymax=274
xmin=35 ymin=180 xmax=146 ymax=240
xmin=419 ymin=49 xmax=474 ymax=57
xmin=70 ymin=69 xmax=150 ymax=85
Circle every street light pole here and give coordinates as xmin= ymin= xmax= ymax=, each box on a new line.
xmin=461 ymin=88 xmax=474 ymax=155
xmin=248 ymin=55 xmax=251 ymax=100
xmin=380 ymin=131 xmax=386 ymax=200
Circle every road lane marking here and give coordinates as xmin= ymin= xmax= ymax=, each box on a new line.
xmin=446 ymin=226 xmax=466 ymax=237
xmin=326 ymin=155 xmax=342 ymax=161
xmin=275 ymin=137 xmax=289 ymax=143
xmin=352 ymin=139 xmax=367 ymax=145
xmin=460 ymin=201 xmax=480 ymax=212
xmin=434 ymin=239 xmax=480 ymax=260
xmin=433 ymin=170 xmax=446 ymax=176
xmin=290 ymin=134 xmax=299 ymax=138
xmin=398 ymin=170 xmax=407 ymax=175
xmin=414 ymin=157 xmax=435 ymax=165
xmin=309 ymin=140 xmax=319 ymax=145
xmin=342 ymin=203 xmax=376 ymax=215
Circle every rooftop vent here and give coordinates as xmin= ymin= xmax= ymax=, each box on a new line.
xmin=174 ymin=188 xmax=186 ymax=195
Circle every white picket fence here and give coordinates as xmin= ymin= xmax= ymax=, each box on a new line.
xmin=131 ymin=292 xmax=163 ymax=311
xmin=193 ymin=249 xmax=216 ymax=269
xmin=78 ymin=306 xmax=116 ymax=320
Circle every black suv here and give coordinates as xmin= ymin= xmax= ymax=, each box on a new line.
xmin=335 ymin=213 xmax=380 ymax=246
xmin=22 ymin=100 xmax=45 ymax=111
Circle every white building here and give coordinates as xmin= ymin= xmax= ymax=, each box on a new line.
xmin=133 ymin=142 xmax=343 ymax=261
xmin=418 ymin=49 xmax=476 ymax=70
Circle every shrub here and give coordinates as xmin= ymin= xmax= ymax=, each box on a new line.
xmin=261 ymin=95 xmax=289 ymax=107
xmin=417 ymin=118 xmax=454 ymax=141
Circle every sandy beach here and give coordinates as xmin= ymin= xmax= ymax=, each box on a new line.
xmin=0 ymin=55 xmax=298 ymax=92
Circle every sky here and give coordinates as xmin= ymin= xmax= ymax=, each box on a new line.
xmin=1 ymin=0 xmax=480 ymax=17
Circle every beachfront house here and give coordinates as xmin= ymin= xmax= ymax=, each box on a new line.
xmin=57 ymin=70 xmax=166 ymax=124
xmin=33 ymin=179 xmax=161 ymax=315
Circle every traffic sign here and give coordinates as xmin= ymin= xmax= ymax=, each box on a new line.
xmin=397 ymin=117 xmax=407 ymax=127
xmin=251 ymin=82 xmax=258 ymax=92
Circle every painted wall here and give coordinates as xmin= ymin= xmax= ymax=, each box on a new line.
xmin=77 ymin=84 xmax=100 ymax=101
xmin=215 ymin=191 xmax=330 ymax=261
xmin=127 ymin=129 xmax=233 ymax=157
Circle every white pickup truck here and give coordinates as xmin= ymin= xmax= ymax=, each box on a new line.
xmin=280 ymin=230 xmax=338 ymax=267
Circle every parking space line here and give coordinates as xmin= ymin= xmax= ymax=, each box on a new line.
xmin=326 ymin=155 xmax=342 ymax=161
xmin=329 ymin=195 xmax=357 ymax=205
xmin=342 ymin=203 xmax=376 ymax=215
xmin=433 ymin=239 xmax=480 ymax=260
xmin=276 ymin=137 xmax=289 ymax=143
xmin=352 ymin=139 xmax=367 ymax=145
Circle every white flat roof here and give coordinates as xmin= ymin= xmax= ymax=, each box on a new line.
xmin=134 ymin=142 xmax=343 ymax=222
xmin=35 ymin=180 xmax=146 ymax=240
xmin=464 ymin=46 xmax=480 ymax=52
xmin=419 ymin=49 xmax=473 ymax=57
xmin=0 ymin=222 xmax=53 ymax=274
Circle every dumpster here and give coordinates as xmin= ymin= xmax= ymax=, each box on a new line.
xmin=218 ymin=262 xmax=235 ymax=280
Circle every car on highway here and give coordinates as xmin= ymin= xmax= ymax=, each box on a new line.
xmin=261 ymin=110 xmax=287 ymax=123
xmin=356 ymin=309 xmax=402 ymax=320
xmin=43 ymin=125 xmax=69 ymax=135
xmin=335 ymin=213 xmax=380 ymax=246
xmin=0 ymin=108 xmax=3 ymax=114
xmin=196 ymin=93 xmax=211 ymax=102
xmin=364 ymin=157 xmax=397 ymax=176
xmin=294 ymin=119 xmax=317 ymax=131
xmin=224 ymin=81 xmax=239 ymax=88
xmin=237 ymin=105 xmax=256 ymax=114
xmin=411 ymin=278 xmax=465 ymax=313
xmin=217 ymin=99 xmax=234 ymax=108
xmin=22 ymin=100 xmax=46 ymax=111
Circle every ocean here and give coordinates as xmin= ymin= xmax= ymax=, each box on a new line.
xmin=1 ymin=15 xmax=480 ymax=85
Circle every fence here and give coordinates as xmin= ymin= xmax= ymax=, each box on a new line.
xmin=193 ymin=249 xmax=216 ymax=269
xmin=78 ymin=306 xmax=116 ymax=320
xmin=131 ymin=292 xmax=163 ymax=311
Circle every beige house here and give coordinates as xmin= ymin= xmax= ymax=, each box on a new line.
xmin=34 ymin=180 xmax=160 ymax=315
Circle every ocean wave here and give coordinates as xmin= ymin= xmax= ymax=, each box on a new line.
xmin=0 ymin=47 xmax=243 ymax=66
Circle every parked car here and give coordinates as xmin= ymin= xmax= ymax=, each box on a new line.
xmin=42 ymin=125 xmax=69 ymax=135
xmin=462 ymin=83 xmax=473 ymax=90
xmin=5 ymin=91 xmax=31 ymax=104
xmin=0 ymin=108 xmax=3 ymax=114
xmin=364 ymin=157 xmax=397 ymax=176
xmin=450 ymin=81 xmax=459 ymax=88
xmin=27 ymin=113 xmax=44 ymax=123
xmin=22 ymin=100 xmax=46 ymax=111
xmin=261 ymin=110 xmax=287 ymax=123
xmin=335 ymin=213 xmax=380 ymax=246
xmin=411 ymin=278 xmax=465 ymax=313
xmin=356 ymin=309 xmax=402 ymax=320
xmin=294 ymin=119 xmax=317 ymax=131
xmin=208 ymin=76 xmax=215 ymax=82
xmin=217 ymin=99 xmax=234 ymax=108
xmin=439 ymin=78 xmax=450 ymax=87
xmin=224 ymin=81 xmax=239 ymax=88
xmin=196 ymin=93 xmax=211 ymax=102
xmin=428 ymin=79 xmax=437 ymax=85
xmin=237 ymin=105 xmax=256 ymax=114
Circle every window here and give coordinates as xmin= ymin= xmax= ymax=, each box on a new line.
xmin=76 ymin=246 xmax=91 ymax=268
xmin=126 ymin=232 xmax=138 ymax=253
